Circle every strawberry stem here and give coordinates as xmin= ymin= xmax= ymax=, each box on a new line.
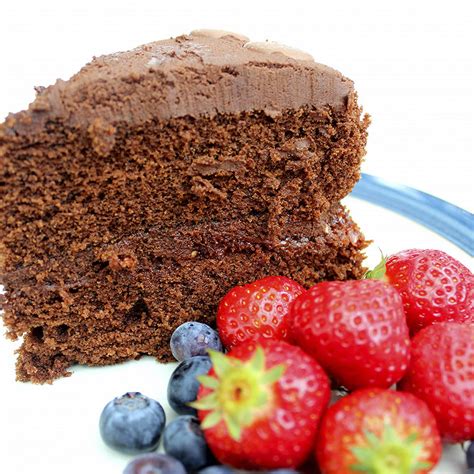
xmin=350 ymin=425 xmax=430 ymax=474
xmin=364 ymin=251 xmax=388 ymax=280
xmin=190 ymin=347 xmax=286 ymax=441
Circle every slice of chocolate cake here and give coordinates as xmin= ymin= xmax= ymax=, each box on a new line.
xmin=0 ymin=30 xmax=370 ymax=382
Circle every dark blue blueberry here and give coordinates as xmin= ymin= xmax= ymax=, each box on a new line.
xmin=99 ymin=392 xmax=166 ymax=454
xmin=123 ymin=453 xmax=186 ymax=474
xmin=468 ymin=441 xmax=474 ymax=468
xmin=167 ymin=355 xmax=212 ymax=415
xmin=170 ymin=321 xmax=223 ymax=361
xmin=163 ymin=415 xmax=215 ymax=471
xmin=197 ymin=467 xmax=235 ymax=474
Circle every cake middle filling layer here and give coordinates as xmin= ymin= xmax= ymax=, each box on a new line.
xmin=4 ymin=204 xmax=367 ymax=382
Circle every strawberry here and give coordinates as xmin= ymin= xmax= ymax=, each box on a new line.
xmin=367 ymin=249 xmax=474 ymax=334
xmin=289 ymin=279 xmax=410 ymax=390
xmin=216 ymin=276 xmax=305 ymax=349
xmin=191 ymin=339 xmax=330 ymax=470
xmin=398 ymin=322 xmax=474 ymax=442
xmin=316 ymin=388 xmax=442 ymax=474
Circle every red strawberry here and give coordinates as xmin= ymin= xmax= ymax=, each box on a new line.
xmin=367 ymin=249 xmax=474 ymax=334
xmin=217 ymin=276 xmax=305 ymax=349
xmin=289 ymin=279 xmax=410 ymax=390
xmin=398 ymin=322 xmax=474 ymax=442
xmin=191 ymin=339 xmax=330 ymax=470
xmin=316 ymin=388 xmax=442 ymax=474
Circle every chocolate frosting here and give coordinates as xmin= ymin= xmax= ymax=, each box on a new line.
xmin=3 ymin=31 xmax=354 ymax=134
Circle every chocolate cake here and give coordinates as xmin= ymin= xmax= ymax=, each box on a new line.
xmin=0 ymin=30 xmax=370 ymax=382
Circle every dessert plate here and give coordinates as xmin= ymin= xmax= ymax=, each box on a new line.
xmin=1 ymin=178 xmax=472 ymax=474
xmin=353 ymin=174 xmax=473 ymax=256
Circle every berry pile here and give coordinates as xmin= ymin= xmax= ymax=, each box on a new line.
xmin=98 ymin=249 xmax=473 ymax=473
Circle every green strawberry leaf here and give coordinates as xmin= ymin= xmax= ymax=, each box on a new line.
xmin=208 ymin=349 xmax=237 ymax=378
xmin=225 ymin=414 xmax=242 ymax=441
xmin=189 ymin=392 xmax=218 ymax=410
xmin=250 ymin=346 xmax=265 ymax=372
xmin=350 ymin=424 xmax=432 ymax=474
xmin=197 ymin=374 xmax=220 ymax=389
xmin=193 ymin=345 xmax=286 ymax=443
xmin=365 ymin=250 xmax=388 ymax=280
xmin=261 ymin=363 xmax=286 ymax=384
xmin=200 ymin=410 xmax=222 ymax=430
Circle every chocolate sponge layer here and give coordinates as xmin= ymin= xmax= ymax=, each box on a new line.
xmin=3 ymin=205 xmax=367 ymax=383
xmin=1 ymin=103 xmax=368 ymax=273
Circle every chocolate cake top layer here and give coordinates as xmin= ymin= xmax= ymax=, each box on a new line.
xmin=4 ymin=30 xmax=353 ymax=135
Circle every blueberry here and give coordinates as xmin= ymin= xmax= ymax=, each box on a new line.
xmin=468 ymin=441 xmax=474 ymax=468
xmin=170 ymin=322 xmax=223 ymax=361
xmin=123 ymin=453 xmax=186 ymax=474
xmin=198 ymin=467 xmax=235 ymax=474
xmin=163 ymin=415 xmax=215 ymax=471
xmin=99 ymin=392 xmax=165 ymax=454
xmin=167 ymin=355 xmax=212 ymax=415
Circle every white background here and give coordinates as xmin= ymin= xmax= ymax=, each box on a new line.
xmin=1 ymin=0 xmax=473 ymax=211
xmin=1 ymin=1 xmax=473 ymax=473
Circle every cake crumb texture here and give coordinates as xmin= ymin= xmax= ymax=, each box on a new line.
xmin=0 ymin=33 xmax=370 ymax=382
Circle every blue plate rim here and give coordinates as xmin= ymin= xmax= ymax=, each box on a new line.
xmin=350 ymin=174 xmax=474 ymax=257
